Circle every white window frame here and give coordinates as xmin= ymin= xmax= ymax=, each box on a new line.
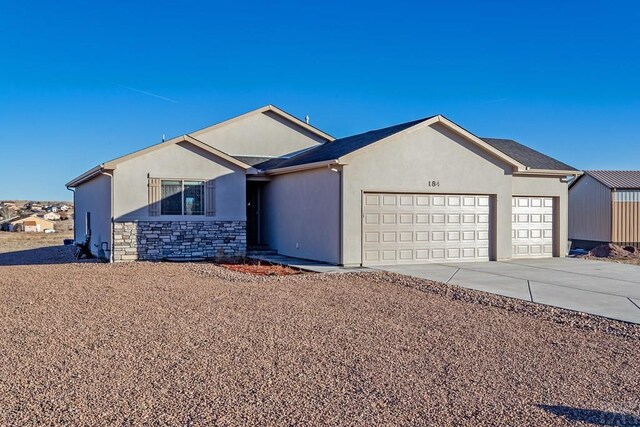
xmin=160 ymin=179 xmax=205 ymax=216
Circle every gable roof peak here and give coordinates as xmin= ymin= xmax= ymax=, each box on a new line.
xmin=189 ymin=104 xmax=334 ymax=142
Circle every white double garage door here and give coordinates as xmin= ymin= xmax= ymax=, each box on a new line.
xmin=362 ymin=192 xmax=553 ymax=265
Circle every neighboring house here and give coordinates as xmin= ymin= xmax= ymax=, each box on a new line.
xmin=43 ymin=212 xmax=61 ymax=221
xmin=67 ymin=105 xmax=579 ymax=264
xmin=59 ymin=205 xmax=70 ymax=211
xmin=569 ymin=170 xmax=640 ymax=248
xmin=9 ymin=215 xmax=55 ymax=232
xmin=0 ymin=215 xmax=20 ymax=231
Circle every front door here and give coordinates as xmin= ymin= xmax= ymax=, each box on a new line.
xmin=246 ymin=182 xmax=261 ymax=247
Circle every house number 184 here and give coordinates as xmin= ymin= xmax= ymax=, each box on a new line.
xmin=428 ymin=181 xmax=440 ymax=187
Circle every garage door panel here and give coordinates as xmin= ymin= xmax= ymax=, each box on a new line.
xmin=512 ymin=196 xmax=553 ymax=258
xmin=432 ymin=196 xmax=446 ymax=206
xmin=363 ymin=193 xmax=490 ymax=265
xmin=462 ymin=248 xmax=476 ymax=258
xmin=416 ymin=214 xmax=430 ymax=224
xmin=364 ymin=232 xmax=379 ymax=243
xmin=365 ymin=213 xmax=379 ymax=224
xmin=415 ymin=231 xmax=429 ymax=242
xmin=399 ymin=195 xmax=414 ymax=206
xmin=416 ymin=249 xmax=429 ymax=260
xmin=399 ymin=213 xmax=413 ymax=224
xmin=432 ymin=214 xmax=445 ymax=224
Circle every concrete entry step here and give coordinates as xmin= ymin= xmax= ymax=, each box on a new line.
xmin=246 ymin=247 xmax=278 ymax=256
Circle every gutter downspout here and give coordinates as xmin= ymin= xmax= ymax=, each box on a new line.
xmin=328 ymin=163 xmax=344 ymax=266
xmin=100 ymin=171 xmax=115 ymax=263
xmin=338 ymin=166 xmax=343 ymax=266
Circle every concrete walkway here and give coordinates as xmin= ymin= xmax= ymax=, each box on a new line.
xmin=376 ymin=258 xmax=640 ymax=324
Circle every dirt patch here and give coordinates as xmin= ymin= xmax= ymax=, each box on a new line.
xmin=580 ymin=243 xmax=640 ymax=266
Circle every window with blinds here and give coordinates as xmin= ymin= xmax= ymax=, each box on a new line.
xmin=148 ymin=178 xmax=215 ymax=217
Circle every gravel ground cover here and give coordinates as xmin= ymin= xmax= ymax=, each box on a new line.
xmin=0 ymin=245 xmax=639 ymax=425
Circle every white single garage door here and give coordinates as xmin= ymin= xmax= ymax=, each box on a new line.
xmin=362 ymin=193 xmax=490 ymax=265
xmin=512 ymin=196 xmax=554 ymax=258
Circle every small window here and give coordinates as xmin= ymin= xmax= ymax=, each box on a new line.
xmin=160 ymin=180 xmax=204 ymax=215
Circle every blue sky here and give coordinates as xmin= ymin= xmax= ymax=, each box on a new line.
xmin=1 ymin=0 xmax=638 ymax=200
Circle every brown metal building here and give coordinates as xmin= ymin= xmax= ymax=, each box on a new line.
xmin=569 ymin=170 xmax=640 ymax=248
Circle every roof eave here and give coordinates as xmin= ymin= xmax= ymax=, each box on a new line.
xmin=67 ymin=135 xmax=257 ymax=188
xmin=99 ymin=135 xmax=254 ymax=170
xmin=264 ymin=159 xmax=342 ymax=175
xmin=513 ymin=169 xmax=583 ymax=177
xmin=65 ymin=165 xmax=105 ymax=188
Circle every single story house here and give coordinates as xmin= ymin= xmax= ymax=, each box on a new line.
xmin=43 ymin=212 xmax=61 ymax=221
xmin=569 ymin=170 xmax=640 ymax=248
xmin=67 ymin=105 xmax=579 ymax=265
xmin=8 ymin=215 xmax=55 ymax=232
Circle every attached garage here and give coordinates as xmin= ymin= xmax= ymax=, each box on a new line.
xmin=362 ymin=192 xmax=490 ymax=265
xmin=256 ymin=113 xmax=578 ymax=266
xmin=511 ymin=197 xmax=554 ymax=258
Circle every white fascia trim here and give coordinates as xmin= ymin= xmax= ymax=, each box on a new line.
xmin=264 ymin=159 xmax=342 ymax=175
xmin=513 ymin=169 xmax=583 ymax=177
xmin=66 ymin=165 xmax=105 ymax=188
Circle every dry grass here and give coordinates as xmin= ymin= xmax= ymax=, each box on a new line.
xmin=0 ymin=230 xmax=73 ymax=253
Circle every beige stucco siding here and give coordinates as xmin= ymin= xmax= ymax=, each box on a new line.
xmin=113 ymin=142 xmax=246 ymax=221
xmin=74 ymin=173 xmax=112 ymax=257
xmin=512 ymin=175 xmax=569 ymax=256
xmin=568 ymin=175 xmax=611 ymax=243
xmin=192 ymin=110 xmax=326 ymax=157
xmin=340 ymin=122 xmax=516 ymax=266
xmin=262 ymin=168 xmax=341 ymax=264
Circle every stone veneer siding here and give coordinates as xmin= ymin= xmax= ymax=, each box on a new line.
xmin=113 ymin=221 xmax=246 ymax=262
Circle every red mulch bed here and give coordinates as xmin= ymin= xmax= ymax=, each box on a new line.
xmin=218 ymin=259 xmax=303 ymax=276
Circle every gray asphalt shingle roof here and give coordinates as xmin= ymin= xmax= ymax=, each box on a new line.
xmin=481 ymin=138 xmax=577 ymax=171
xmin=257 ymin=117 xmax=434 ymax=170
xmin=231 ymin=156 xmax=276 ymax=167
xmin=252 ymin=116 xmax=577 ymax=173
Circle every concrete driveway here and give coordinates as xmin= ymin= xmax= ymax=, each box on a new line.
xmin=375 ymin=258 xmax=640 ymax=324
